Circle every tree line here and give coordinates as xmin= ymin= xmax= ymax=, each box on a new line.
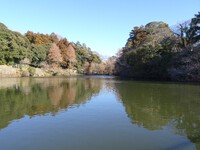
xmin=114 ymin=12 xmax=200 ymax=81
xmin=0 ymin=11 xmax=199 ymax=80
xmin=0 ymin=23 xmax=115 ymax=74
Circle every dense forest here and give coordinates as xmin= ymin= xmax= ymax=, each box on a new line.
xmin=0 ymin=23 xmax=114 ymax=75
xmin=115 ymin=12 xmax=200 ymax=81
xmin=0 ymin=12 xmax=199 ymax=81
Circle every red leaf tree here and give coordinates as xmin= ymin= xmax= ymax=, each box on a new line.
xmin=66 ymin=43 xmax=76 ymax=69
xmin=48 ymin=43 xmax=62 ymax=67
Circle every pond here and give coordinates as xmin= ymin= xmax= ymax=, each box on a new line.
xmin=0 ymin=76 xmax=200 ymax=150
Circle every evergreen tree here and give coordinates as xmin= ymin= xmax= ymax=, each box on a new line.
xmin=188 ymin=12 xmax=200 ymax=44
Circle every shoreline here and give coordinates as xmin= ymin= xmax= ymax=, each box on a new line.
xmin=0 ymin=65 xmax=77 ymax=78
xmin=1 ymin=65 xmax=199 ymax=83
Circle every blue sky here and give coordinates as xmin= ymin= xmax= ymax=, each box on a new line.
xmin=0 ymin=0 xmax=199 ymax=56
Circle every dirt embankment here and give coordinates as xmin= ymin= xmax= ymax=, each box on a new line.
xmin=0 ymin=65 xmax=77 ymax=77
xmin=0 ymin=65 xmax=21 ymax=77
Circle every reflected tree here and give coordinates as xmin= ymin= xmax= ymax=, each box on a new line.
xmin=114 ymin=81 xmax=200 ymax=145
xmin=0 ymin=77 xmax=103 ymax=129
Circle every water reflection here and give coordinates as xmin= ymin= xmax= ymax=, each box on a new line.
xmin=0 ymin=77 xmax=103 ymax=129
xmin=114 ymin=81 xmax=200 ymax=148
xmin=0 ymin=77 xmax=200 ymax=149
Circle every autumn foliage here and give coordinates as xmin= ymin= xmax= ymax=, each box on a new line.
xmin=48 ymin=43 xmax=62 ymax=66
xmin=66 ymin=43 xmax=76 ymax=68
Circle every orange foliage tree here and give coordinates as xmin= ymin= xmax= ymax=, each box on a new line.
xmin=66 ymin=43 xmax=76 ymax=69
xmin=47 ymin=43 xmax=62 ymax=67
xmin=25 ymin=31 xmax=59 ymax=45
xmin=57 ymin=38 xmax=69 ymax=67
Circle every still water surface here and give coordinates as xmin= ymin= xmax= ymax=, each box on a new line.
xmin=0 ymin=76 xmax=200 ymax=150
